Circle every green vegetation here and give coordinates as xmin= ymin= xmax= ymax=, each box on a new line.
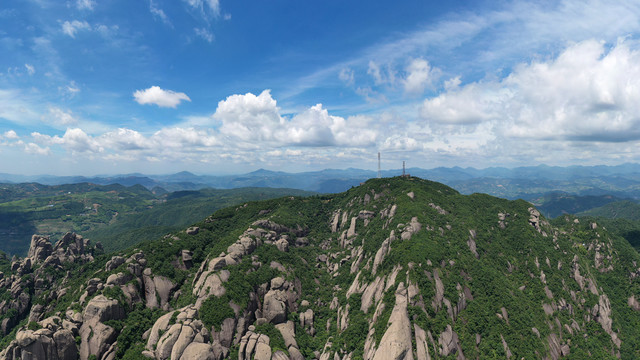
xmin=0 ymin=182 xmax=313 ymax=255
xmin=85 ymin=187 xmax=314 ymax=252
xmin=577 ymin=200 xmax=640 ymax=220
xmin=200 ymin=295 xmax=235 ymax=331
xmin=0 ymin=182 xmax=157 ymax=255
xmin=2 ymin=176 xmax=640 ymax=359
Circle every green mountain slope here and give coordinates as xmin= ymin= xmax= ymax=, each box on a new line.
xmin=1 ymin=177 xmax=639 ymax=359
xmin=84 ymin=187 xmax=315 ymax=253
xmin=577 ymin=200 xmax=640 ymax=220
xmin=531 ymin=192 xmax=624 ymax=218
xmin=0 ymin=183 xmax=158 ymax=255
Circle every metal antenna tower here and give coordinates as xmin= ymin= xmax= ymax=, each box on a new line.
xmin=403 ymin=161 xmax=406 ymax=177
xmin=377 ymin=152 xmax=381 ymax=178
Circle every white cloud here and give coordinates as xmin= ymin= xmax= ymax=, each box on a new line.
xmin=61 ymin=20 xmax=91 ymax=38
xmin=421 ymin=82 xmax=504 ymax=124
xmin=214 ymin=90 xmax=380 ymax=148
xmin=339 ymin=68 xmax=354 ymax=86
xmin=367 ymin=61 xmax=396 ymax=86
xmin=76 ymin=0 xmax=95 ymax=10
xmin=355 ymin=87 xmax=387 ymax=104
xmin=420 ymin=39 xmax=640 ymax=145
xmin=3 ymin=130 xmax=19 ymax=140
xmin=95 ymin=24 xmax=119 ymax=37
xmin=48 ymin=107 xmax=78 ymax=126
xmin=403 ymin=58 xmax=438 ymax=95
xmin=150 ymin=0 xmax=171 ymax=25
xmin=24 ymin=64 xmax=35 ymax=75
xmin=286 ymin=104 xmax=336 ymax=146
xmin=133 ymin=86 xmax=191 ymax=108
xmin=151 ymin=127 xmax=219 ymax=148
xmin=35 ymin=128 xmax=103 ymax=154
xmin=444 ymin=76 xmax=461 ymax=91
xmin=24 ymin=143 xmax=50 ymax=156
xmin=215 ymin=90 xmax=282 ymax=143
xmin=194 ymin=28 xmax=214 ymax=43
xmin=100 ymin=128 xmax=151 ymax=151
xmin=185 ymin=0 xmax=220 ymax=17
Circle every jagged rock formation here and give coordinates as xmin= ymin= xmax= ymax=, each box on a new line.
xmin=1 ymin=177 xmax=640 ymax=359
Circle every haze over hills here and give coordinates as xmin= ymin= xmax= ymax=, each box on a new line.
xmin=1 ymin=176 xmax=640 ymax=359
xmin=4 ymin=163 xmax=640 ymax=198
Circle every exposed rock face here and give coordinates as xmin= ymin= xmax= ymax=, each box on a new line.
xmin=372 ymin=231 xmax=395 ymax=275
xmin=263 ymin=288 xmax=288 ymax=324
xmin=594 ymin=294 xmax=621 ymax=348
xmin=238 ymin=331 xmax=271 ymax=360
xmin=372 ymin=282 xmax=413 ymax=360
xmin=79 ymin=295 xmax=125 ymax=360
xmin=143 ymin=269 xmax=177 ymax=310
xmin=187 ymin=227 xmax=200 ymax=235
xmin=629 ymin=295 xmax=640 ymax=311
xmin=467 ymin=230 xmax=478 ymax=258
xmin=27 ymin=235 xmax=53 ymax=263
xmin=1 ymin=317 xmax=78 ymax=360
xmin=414 ymin=324 xmax=431 ymax=360
xmin=300 ymin=309 xmax=315 ymax=335
xmin=105 ymin=256 xmax=125 ymax=272
xmin=439 ymin=325 xmax=464 ymax=358
xmin=145 ymin=305 xmax=217 ymax=360
xmin=181 ymin=342 xmax=219 ymax=360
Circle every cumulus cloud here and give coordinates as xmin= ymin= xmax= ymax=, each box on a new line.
xmin=421 ymin=39 xmax=640 ymax=143
xmin=403 ymin=58 xmax=438 ymax=95
xmin=286 ymin=105 xmax=337 ymax=146
xmin=194 ymin=27 xmax=214 ymax=43
xmin=3 ymin=130 xmax=19 ymax=140
xmin=61 ymin=20 xmax=91 ymax=38
xmin=100 ymin=128 xmax=151 ymax=151
xmin=133 ymin=86 xmax=191 ymax=108
xmin=33 ymin=128 xmax=103 ymax=154
xmin=215 ymin=90 xmax=282 ymax=143
xmin=213 ymin=90 xmax=380 ymax=148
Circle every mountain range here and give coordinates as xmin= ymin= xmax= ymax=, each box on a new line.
xmin=4 ymin=163 xmax=640 ymax=198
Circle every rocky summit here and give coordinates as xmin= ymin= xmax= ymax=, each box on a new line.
xmin=0 ymin=176 xmax=639 ymax=359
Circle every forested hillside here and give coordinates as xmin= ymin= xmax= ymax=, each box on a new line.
xmin=0 ymin=183 xmax=313 ymax=255
xmin=1 ymin=177 xmax=639 ymax=359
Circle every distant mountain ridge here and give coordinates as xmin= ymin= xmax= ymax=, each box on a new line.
xmin=3 ymin=163 xmax=640 ymax=197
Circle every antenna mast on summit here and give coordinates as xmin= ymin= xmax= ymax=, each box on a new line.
xmin=403 ymin=161 xmax=406 ymax=177
xmin=377 ymin=152 xmax=381 ymax=178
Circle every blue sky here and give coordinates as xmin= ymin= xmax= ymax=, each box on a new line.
xmin=2 ymin=0 xmax=640 ymax=175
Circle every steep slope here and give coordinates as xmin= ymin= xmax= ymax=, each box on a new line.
xmin=1 ymin=177 xmax=640 ymax=359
